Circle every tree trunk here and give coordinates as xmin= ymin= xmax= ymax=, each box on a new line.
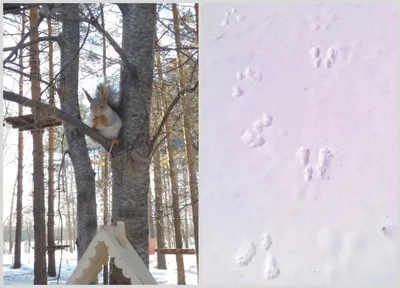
xmin=58 ymin=4 xmax=97 ymax=264
xmin=9 ymin=177 xmax=17 ymax=254
xmin=109 ymin=4 xmax=157 ymax=284
xmin=153 ymin=151 xmax=167 ymax=269
xmin=172 ymin=4 xmax=199 ymax=276
xmin=165 ymin=118 xmax=186 ymax=284
xmin=100 ymin=5 xmax=110 ymax=284
xmin=162 ymin=164 xmax=172 ymax=248
xmin=29 ymin=7 xmax=47 ymax=284
xmin=47 ymin=14 xmax=56 ymax=277
xmin=153 ymin=34 xmax=169 ymax=266
xmin=148 ymin=186 xmax=156 ymax=239
xmin=64 ymin=163 xmax=73 ymax=253
xmin=70 ymin=164 xmax=76 ymax=251
xmin=13 ymin=10 xmax=25 ymax=269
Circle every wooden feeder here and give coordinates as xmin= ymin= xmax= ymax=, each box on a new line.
xmin=4 ymin=113 xmax=62 ymax=131
xmin=67 ymin=222 xmax=158 ymax=285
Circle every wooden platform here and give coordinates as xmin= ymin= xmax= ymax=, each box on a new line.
xmin=5 ymin=114 xmax=62 ymax=131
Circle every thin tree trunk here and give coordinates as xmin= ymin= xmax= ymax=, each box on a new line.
xmin=58 ymin=4 xmax=97 ymax=267
xmin=148 ymin=186 xmax=156 ymax=238
xmin=172 ymin=4 xmax=199 ymax=276
xmin=13 ymin=10 xmax=25 ymax=269
xmin=30 ymin=7 xmax=47 ymax=284
xmin=109 ymin=4 xmax=157 ymax=284
xmin=47 ymin=14 xmax=56 ymax=277
xmin=183 ymin=165 xmax=189 ymax=249
xmin=153 ymin=151 xmax=167 ymax=269
xmin=70 ymin=164 xmax=76 ymax=251
xmin=64 ymin=162 xmax=73 ymax=254
xmin=164 ymin=101 xmax=186 ymax=284
xmin=8 ymin=177 xmax=17 ymax=254
xmin=162 ymin=163 xmax=172 ymax=248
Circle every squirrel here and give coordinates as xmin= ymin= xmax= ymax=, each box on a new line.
xmin=83 ymin=82 xmax=122 ymax=151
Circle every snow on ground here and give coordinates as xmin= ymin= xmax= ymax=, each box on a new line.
xmin=3 ymin=249 xmax=198 ymax=285
xmin=200 ymin=2 xmax=397 ymax=286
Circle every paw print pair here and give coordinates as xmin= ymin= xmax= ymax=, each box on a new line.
xmin=235 ymin=232 xmax=280 ymax=281
xmin=297 ymin=146 xmax=334 ymax=182
xmin=309 ymin=46 xmax=338 ymax=68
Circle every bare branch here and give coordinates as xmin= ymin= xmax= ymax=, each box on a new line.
xmin=82 ymin=4 xmax=139 ymax=82
xmin=3 ymin=14 xmax=45 ymax=65
xmin=3 ymin=35 xmax=60 ymax=52
xmin=149 ymin=80 xmax=198 ymax=152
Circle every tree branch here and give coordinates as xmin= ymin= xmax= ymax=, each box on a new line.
xmin=3 ymin=90 xmax=123 ymax=157
xmin=3 ymin=65 xmax=61 ymax=95
xmin=3 ymin=14 xmax=45 ymax=65
xmin=3 ymin=35 xmax=60 ymax=52
xmin=149 ymin=80 xmax=198 ymax=152
xmin=82 ymin=4 xmax=139 ymax=82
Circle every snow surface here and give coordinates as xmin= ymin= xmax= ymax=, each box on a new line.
xmin=3 ymin=248 xmax=197 ymax=285
xmin=200 ymin=3 xmax=397 ymax=285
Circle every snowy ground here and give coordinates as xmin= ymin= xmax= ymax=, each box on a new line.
xmin=3 ymin=249 xmax=198 ymax=285
xmin=200 ymin=2 xmax=397 ymax=286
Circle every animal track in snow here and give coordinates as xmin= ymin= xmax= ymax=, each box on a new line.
xmin=306 ymin=13 xmax=338 ymax=31
xmin=296 ymin=147 xmax=334 ymax=186
xmin=309 ymin=46 xmax=338 ymax=68
xmin=241 ymin=129 xmax=265 ymax=148
xmin=261 ymin=232 xmax=273 ymax=251
xmin=221 ymin=19 xmax=229 ymax=27
xmin=236 ymin=232 xmax=280 ymax=280
xmin=297 ymin=146 xmax=310 ymax=166
xmin=235 ymin=240 xmax=257 ymax=266
xmin=264 ymin=254 xmax=280 ymax=280
xmin=236 ymin=14 xmax=245 ymax=23
xmin=231 ymin=65 xmax=263 ymax=99
xmin=304 ymin=165 xmax=313 ymax=182
xmin=243 ymin=66 xmax=263 ymax=83
xmin=317 ymin=148 xmax=333 ymax=178
xmin=220 ymin=8 xmax=244 ymax=28
xmin=241 ymin=114 xmax=273 ymax=149
xmin=231 ymin=85 xmax=243 ymax=98
xmin=317 ymin=228 xmax=363 ymax=273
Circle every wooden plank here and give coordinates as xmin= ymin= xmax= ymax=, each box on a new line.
xmin=5 ymin=114 xmax=62 ymax=131
xmin=155 ymin=248 xmax=196 ymax=255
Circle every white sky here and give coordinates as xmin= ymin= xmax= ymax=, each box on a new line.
xmin=2 ymin=4 xmax=182 ymax=220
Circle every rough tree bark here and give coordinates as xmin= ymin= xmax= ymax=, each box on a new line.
xmin=172 ymin=4 xmax=199 ymax=274
xmin=109 ymin=4 xmax=157 ymax=284
xmin=47 ymin=14 xmax=56 ymax=277
xmin=13 ymin=10 xmax=25 ymax=269
xmin=29 ymin=7 xmax=47 ymax=284
xmin=58 ymin=4 xmax=97 ymax=264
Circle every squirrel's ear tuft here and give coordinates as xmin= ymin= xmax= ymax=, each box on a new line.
xmin=83 ymin=88 xmax=93 ymax=103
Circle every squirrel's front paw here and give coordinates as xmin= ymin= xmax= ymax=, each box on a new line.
xmin=91 ymin=117 xmax=98 ymax=128
xmin=96 ymin=115 xmax=109 ymax=126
